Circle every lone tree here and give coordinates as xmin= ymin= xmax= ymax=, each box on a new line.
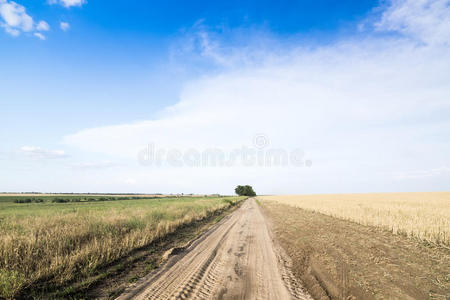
xmin=235 ymin=185 xmax=256 ymax=197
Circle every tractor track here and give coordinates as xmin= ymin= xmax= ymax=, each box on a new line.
xmin=118 ymin=198 xmax=312 ymax=300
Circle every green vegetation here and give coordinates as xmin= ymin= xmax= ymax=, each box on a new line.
xmin=0 ymin=195 xmax=158 ymax=204
xmin=0 ymin=195 xmax=245 ymax=299
xmin=235 ymin=185 xmax=256 ymax=196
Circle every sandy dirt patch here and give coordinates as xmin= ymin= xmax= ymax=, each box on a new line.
xmin=118 ymin=198 xmax=311 ymax=300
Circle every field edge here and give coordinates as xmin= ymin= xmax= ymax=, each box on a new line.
xmin=16 ymin=198 xmax=247 ymax=299
xmin=259 ymin=200 xmax=450 ymax=300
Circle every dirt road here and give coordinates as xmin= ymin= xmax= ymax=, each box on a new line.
xmin=118 ymin=198 xmax=312 ymax=300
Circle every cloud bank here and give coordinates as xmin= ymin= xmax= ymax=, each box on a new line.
xmin=64 ymin=0 xmax=450 ymax=194
xmin=20 ymin=146 xmax=68 ymax=159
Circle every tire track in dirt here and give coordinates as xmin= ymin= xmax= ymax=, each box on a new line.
xmin=118 ymin=198 xmax=312 ymax=300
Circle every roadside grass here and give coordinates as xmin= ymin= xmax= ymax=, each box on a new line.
xmin=0 ymin=196 xmax=245 ymax=299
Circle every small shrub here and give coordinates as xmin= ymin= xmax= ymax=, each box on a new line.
xmin=52 ymin=198 xmax=69 ymax=203
xmin=0 ymin=269 xmax=26 ymax=299
xmin=14 ymin=199 xmax=32 ymax=204
xmin=223 ymin=199 xmax=234 ymax=205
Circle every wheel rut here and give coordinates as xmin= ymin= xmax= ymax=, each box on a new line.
xmin=117 ymin=199 xmax=312 ymax=300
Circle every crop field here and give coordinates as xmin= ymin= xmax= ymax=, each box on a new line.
xmin=0 ymin=195 xmax=244 ymax=299
xmin=0 ymin=194 xmax=183 ymax=203
xmin=261 ymin=192 xmax=450 ymax=246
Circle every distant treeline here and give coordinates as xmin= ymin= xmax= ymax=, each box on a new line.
xmin=13 ymin=196 xmax=159 ymax=204
xmin=14 ymin=198 xmax=44 ymax=203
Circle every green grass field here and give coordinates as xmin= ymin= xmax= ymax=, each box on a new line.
xmin=0 ymin=195 xmax=244 ymax=299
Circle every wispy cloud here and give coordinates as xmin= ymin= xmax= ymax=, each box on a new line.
xmin=3 ymin=25 xmax=19 ymax=36
xmin=20 ymin=146 xmax=68 ymax=159
xmin=70 ymin=161 xmax=118 ymax=170
xmin=33 ymin=32 xmax=45 ymax=40
xmin=48 ymin=0 xmax=86 ymax=8
xmin=60 ymin=21 xmax=69 ymax=31
xmin=394 ymin=166 xmax=450 ymax=180
xmin=375 ymin=0 xmax=450 ymax=45
xmin=36 ymin=20 xmax=49 ymax=31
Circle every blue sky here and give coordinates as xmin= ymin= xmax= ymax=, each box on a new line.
xmin=1 ymin=0 xmax=450 ymax=194
xmin=1 ymin=0 xmax=379 ymax=133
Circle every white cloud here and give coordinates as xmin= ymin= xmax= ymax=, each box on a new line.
xmin=70 ymin=161 xmax=118 ymax=170
xmin=36 ymin=20 xmax=49 ymax=31
xmin=376 ymin=0 xmax=450 ymax=45
xmin=0 ymin=0 xmax=33 ymax=36
xmin=60 ymin=21 xmax=69 ymax=31
xmin=63 ymin=0 xmax=450 ymax=194
xmin=0 ymin=1 xmax=50 ymax=38
xmin=33 ymin=32 xmax=45 ymax=40
xmin=20 ymin=146 xmax=68 ymax=159
xmin=394 ymin=166 xmax=450 ymax=180
xmin=3 ymin=25 xmax=19 ymax=35
xmin=48 ymin=0 xmax=86 ymax=8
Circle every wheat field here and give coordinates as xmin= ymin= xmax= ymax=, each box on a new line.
xmin=260 ymin=192 xmax=450 ymax=246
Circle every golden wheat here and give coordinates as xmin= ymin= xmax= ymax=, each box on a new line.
xmin=260 ymin=192 xmax=450 ymax=246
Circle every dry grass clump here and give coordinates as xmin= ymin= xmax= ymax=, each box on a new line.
xmin=260 ymin=192 xmax=450 ymax=246
xmin=0 ymin=196 xmax=242 ymax=299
